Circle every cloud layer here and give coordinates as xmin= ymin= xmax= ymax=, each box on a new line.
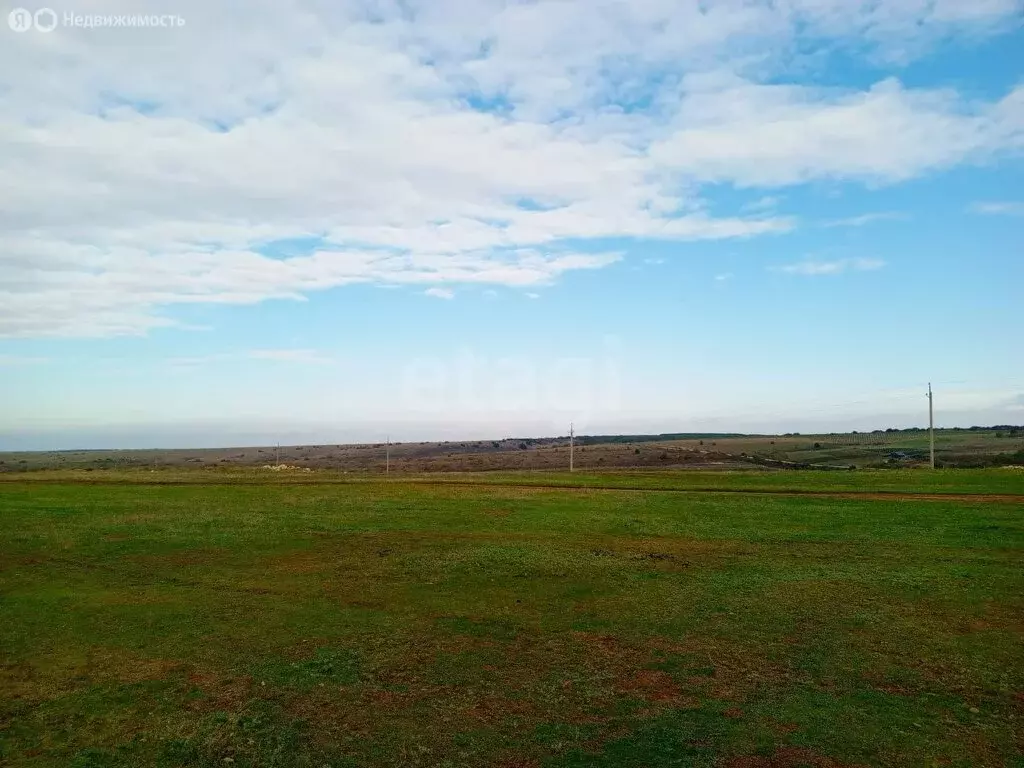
xmin=777 ymin=258 xmax=886 ymax=275
xmin=2 ymin=0 xmax=1022 ymax=336
xmin=971 ymin=201 xmax=1024 ymax=216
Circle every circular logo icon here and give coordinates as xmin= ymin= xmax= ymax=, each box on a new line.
xmin=8 ymin=7 xmax=33 ymax=31
xmin=34 ymin=7 xmax=57 ymax=32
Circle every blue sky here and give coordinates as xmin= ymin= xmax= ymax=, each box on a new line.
xmin=1 ymin=0 xmax=1022 ymax=449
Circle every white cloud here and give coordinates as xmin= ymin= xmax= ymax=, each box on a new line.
xmin=424 ymin=287 xmax=455 ymax=300
xmin=825 ymin=212 xmax=909 ymax=227
xmin=525 ymin=292 xmax=540 ymax=299
xmin=714 ymin=273 xmax=734 ymax=281
xmin=248 ymin=349 xmax=330 ymax=363
xmin=0 ymin=0 xmax=1021 ymax=337
xmin=777 ymin=258 xmax=886 ymax=275
xmin=649 ymin=77 xmax=1024 ymax=187
xmin=970 ymin=201 xmax=1024 ymax=216
xmin=169 ymin=349 xmax=331 ymax=366
xmin=743 ymin=196 xmax=781 ymax=212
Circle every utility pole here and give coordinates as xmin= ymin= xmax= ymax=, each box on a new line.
xmin=927 ymin=383 xmax=935 ymax=469
xmin=569 ymin=422 xmax=574 ymax=472
xmin=385 ymin=435 xmax=390 ymax=475
xmin=275 ymin=442 xmax=280 ymax=466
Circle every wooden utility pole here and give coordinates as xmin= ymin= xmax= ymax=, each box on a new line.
xmin=569 ymin=422 xmax=574 ymax=472
xmin=927 ymin=383 xmax=935 ymax=470
xmin=386 ymin=435 xmax=390 ymax=475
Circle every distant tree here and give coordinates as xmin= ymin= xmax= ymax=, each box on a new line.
xmin=813 ymin=442 xmax=821 ymax=449
xmin=634 ymin=448 xmax=640 ymax=454
xmin=519 ymin=443 xmax=527 ymax=450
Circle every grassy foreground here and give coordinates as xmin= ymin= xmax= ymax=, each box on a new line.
xmin=1 ymin=470 xmax=1022 ymax=766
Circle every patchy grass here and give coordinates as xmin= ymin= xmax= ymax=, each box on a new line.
xmin=0 ymin=470 xmax=1021 ymax=766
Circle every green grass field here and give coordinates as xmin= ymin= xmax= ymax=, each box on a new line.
xmin=2 ymin=469 xmax=1022 ymax=766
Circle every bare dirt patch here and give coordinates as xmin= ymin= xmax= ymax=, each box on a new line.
xmin=482 ymin=507 xmax=514 ymax=517
xmin=724 ymin=745 xmax=866 ymax=767
xmin=615 ymin=669 xmax=699 ymax=706
xmin=463 ymin=694 xmax=537 ymax=724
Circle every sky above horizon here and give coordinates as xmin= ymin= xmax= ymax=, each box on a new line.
xmin=1 ymin=0 xmax=1023 ymax=450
